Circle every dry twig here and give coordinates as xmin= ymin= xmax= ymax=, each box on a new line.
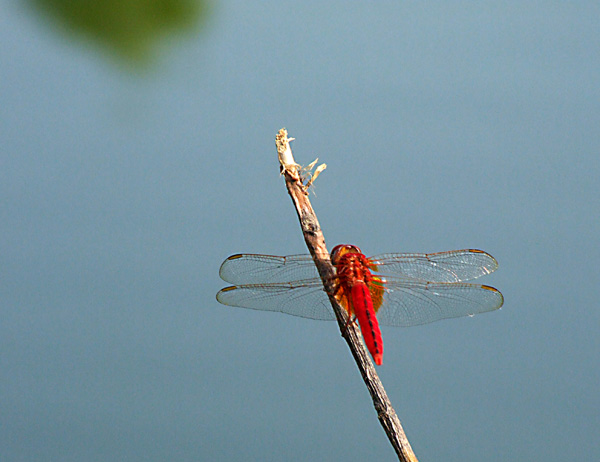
xmin=275 ymin=128 xmax=419 ymax=462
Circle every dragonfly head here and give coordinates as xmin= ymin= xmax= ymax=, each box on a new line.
xmin=331 ymin=244 xmax=363 ymax=265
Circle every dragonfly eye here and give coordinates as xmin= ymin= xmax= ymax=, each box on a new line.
xmin=331 ymin=244 xmax=363 ymax=264
xmin=346 ymin=244 xmax=362 ymax=254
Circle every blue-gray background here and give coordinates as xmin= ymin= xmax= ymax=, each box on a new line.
xmin=2 ymin=2 xmax=599 ymax=461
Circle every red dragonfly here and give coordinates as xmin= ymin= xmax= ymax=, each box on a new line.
xmin=217 ymin=245 xmax=503 ymax=365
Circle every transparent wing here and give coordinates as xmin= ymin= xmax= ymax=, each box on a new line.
xmin=219 ymin=249 xmax=499 ymax=285
xmin=217 ymin=250 xmax=503 ymax=327
xmin=217 ymin=277 xmax=503 ymax=327
xmin=219 ymin=254 xmax=319 ymax=285
xmin=216 ymin=279 xmax=335 ymax=321
xmin=369 ymin=249 xmax=498 ymax=283
xmin=374 ymin=276 xmax=504 ymax=327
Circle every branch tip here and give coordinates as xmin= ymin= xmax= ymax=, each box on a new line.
xmin=276 ymin=128 xmax=300 ymax=180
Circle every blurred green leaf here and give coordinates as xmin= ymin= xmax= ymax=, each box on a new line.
xmin=30 ymin=0 xmax=211 ymax=63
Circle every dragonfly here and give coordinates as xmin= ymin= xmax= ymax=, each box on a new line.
xmin=217 ymin=244 xmax=503 ymax=365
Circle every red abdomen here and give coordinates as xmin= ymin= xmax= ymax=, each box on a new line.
xmin=351 ymin=282 xmax=383 ymax=365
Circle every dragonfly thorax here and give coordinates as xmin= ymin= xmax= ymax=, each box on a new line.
xmin=331 ymin=245 xmax=374 ymax=288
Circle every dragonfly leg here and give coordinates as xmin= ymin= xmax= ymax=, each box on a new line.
xmin=342 ymin=314 xmax=358 ymax=334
